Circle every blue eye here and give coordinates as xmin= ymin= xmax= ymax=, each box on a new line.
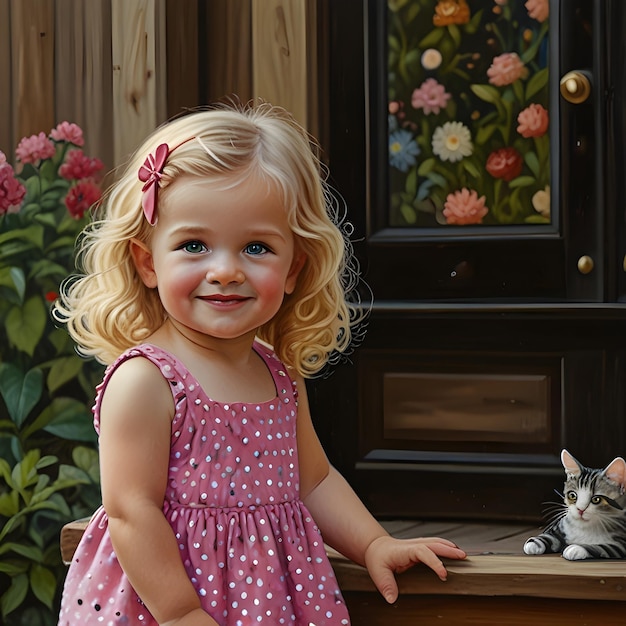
xmin=245 ymin=242 xmax=269 ymax=255
xmin=181 ymin=241 xmax=207 ymax=254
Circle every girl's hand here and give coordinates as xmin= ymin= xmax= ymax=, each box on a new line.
xmin=364 ymin=535 xmax=466 ymax=604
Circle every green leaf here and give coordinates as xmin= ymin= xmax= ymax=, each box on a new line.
xmin=470 ymin=84 xmax=502 ymax=105
xmin=462 ymin=160 xmax=481 ymax=178
xmin=400 ymin=203 xmax=417 ymax=224
xmin=0 ymin=491 xmax=19 ymax=517
xmin=0 ymin=561 xmax=28 ymax=576
xmin=525 ymin=68 xmax=548 ymax=101
xmin=5 ymin=296 xmax=47 ymax=356
xmin=0 ymin=541 xmax=42 ymax=561
xmin=0 ymin=574 xmax=28 ymax=623
xmin=524 ymin=151 xmax=540 ymax=177
xmin=27 ymin=259 xmax=68 ymax=281
xmin=418 ymin=27 xmax=444 ymax=49
xmin=0 ymin=364 xmax=44 ymax=427
xmin=39 ymin=398 xmax=96 ymax=442
xmin=0 ymin=224 xmax=45 ymax=250
xmin=10 ymin=267 xmax=26 ymax=302
xmin=0 ymin=267 xmax=25 ymax=302
xmin=508 ymin=175 xmax=536 ymax=188
xmin=30 ymin=565 xmax=57 ymax=609
xmin=417 ymin=158 xmax=436 ymax=176
xmin=71 ymin=446 xmax=100 ymax=482
xmin=0 ymin=572 xmax=28 ymax=618
xmin=47 ymin=355 xmax=84 ymax=393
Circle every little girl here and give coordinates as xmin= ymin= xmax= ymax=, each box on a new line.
xmin=56 ymin=101 xmax=465 ymax=626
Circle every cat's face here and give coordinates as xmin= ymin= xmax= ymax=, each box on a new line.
xmin=561 ymin=449 xmax=626 ymax=525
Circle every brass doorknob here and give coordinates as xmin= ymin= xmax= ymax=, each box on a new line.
xmin=577 ymin=255 xmax=594 ymax=274
xmin=560 ymin=71 xmax=591 ymax=104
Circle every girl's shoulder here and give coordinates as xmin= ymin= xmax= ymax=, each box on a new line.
xmin=102 ymin=343 xmax=187 ymax=383
xmin=93 ymin=344 xmax=188 ymax=424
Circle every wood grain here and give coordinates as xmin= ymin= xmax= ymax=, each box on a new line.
xmin=202 ymin=0 xmax=253 ymax=104
xmin=252 ymin=0 xmax=309 ymax=128
xmin=54 ymin=0 xmax=85 ymax=129
xmin=83 ymin=0 xmax=114 ymax=170
xmin=0 ymin=0 xmax=13 ymax=155
xmin=343 ymin=593 xmax=626 ymax=626
xmin=10 ymin=0 xmax=55 ymax=138
xmin=165 ymin=0 xmax=199 ymax=118
xmin=111 ymin=0 xmax=164 ymax=165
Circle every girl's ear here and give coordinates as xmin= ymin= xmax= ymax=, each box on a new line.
xmin=285 ymin=252 xmax=307 ymax=295
xmin=130 ymin=238 xmax=158 ymax=288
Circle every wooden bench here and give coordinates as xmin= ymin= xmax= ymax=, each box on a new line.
xmin=61 ymin=519 xmax=626 ymax=625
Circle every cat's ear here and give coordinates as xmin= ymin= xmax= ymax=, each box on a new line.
xmin=561 ymin=449 xmax=582 ymax=477
xmin=604 ymin=457 xmax=626 ymax=490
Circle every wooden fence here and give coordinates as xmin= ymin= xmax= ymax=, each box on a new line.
xmin=0 ymin=0 xmax=319 ymax=171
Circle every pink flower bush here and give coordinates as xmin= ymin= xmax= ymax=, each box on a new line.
xmin=59 ymin=149 xmax=104 ymax=181
xmin=525 ymin=0 xmax=549 ymax=23
xmin=487 ymin=52 xmax=528 ymax=86
xmin=65 ymin=180 xmax=102 ymax=219
xmin=1 ymin=121 xmax=103 ymax=220
xmin=15 ymin=132 xmax=56 ymax=164
xmin=517 ymin=103 xmax=549 ymax=138
xmin=0 ymin=164 xmax=27 ymax=214
xmin=443 ymin=188 xmax=488 ymax=225
xmin=486 ymin=147 xmax=524 ymax=181
xmin=411 ymin=78 xmax=451 ymax=114
xmin=50 ymin=121 xmax=85 ymax=146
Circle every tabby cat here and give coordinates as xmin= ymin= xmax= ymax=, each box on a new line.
xmin=523 ymin=449 xmax=626 ymax=560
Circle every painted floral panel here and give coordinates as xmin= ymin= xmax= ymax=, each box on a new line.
xmin=387 ymin=0 xmax=550 ymax=227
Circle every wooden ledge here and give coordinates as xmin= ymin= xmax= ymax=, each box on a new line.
xmin=327 ymin=550 xmax=626 ymax=602
xmin=62 ymin=518 xmax=626 ymax=602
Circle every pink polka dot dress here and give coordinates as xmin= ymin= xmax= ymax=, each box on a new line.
xmin=58 ymin=343 xmax=350 ymax=625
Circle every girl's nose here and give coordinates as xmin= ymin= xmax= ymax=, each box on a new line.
xmin=205 ymin=256 xmax=245 ymax=285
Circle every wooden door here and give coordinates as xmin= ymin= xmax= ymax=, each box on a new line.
xmin=309 ymin=0 xmax=626 ymax=522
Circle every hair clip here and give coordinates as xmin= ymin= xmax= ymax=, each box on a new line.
xmin=138 ymin=137 xmax=195 ymax=225
xmin=138 ymin=143 xmax=169 ymax=225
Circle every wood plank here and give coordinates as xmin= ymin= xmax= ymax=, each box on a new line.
xmin=83 ymin=0 xmax=114 ymax=170
xmin=0 ymin=0 xmax=12 ymax=156
xmin=61 ymin=518 xmax=89 ymax=565
xmin=342 ymin=593 xmax=626 ymax=626
xmin=10 ymin=0 xmax=55 ymax=139
xmin=329 ymin=554 xmax=626 ymax=601
xmin=203 ymin=0 xmax=252 ymax=104
xmin=251 ymin=0 xmax=309 ymax=128
xmin=165 ymin=0 xmax=199 ymax=118
xmin=54 ymin=0 xmax=85 ymax=129
xmin=111 ymin=0 xmax=163 ymax=165
xmin=380 ymin=519 xmax=540 ymax=554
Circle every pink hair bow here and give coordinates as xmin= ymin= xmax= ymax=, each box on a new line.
xmin=138 ymin=143 xmax=170 ymax=225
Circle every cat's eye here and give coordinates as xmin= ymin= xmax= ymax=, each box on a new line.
xmin=566 ymin=491 xmax=577 ymax=502
xmin=591 ymin=495 xmax=604 ymax=505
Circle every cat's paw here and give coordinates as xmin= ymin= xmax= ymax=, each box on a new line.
xmin=563 ymin=544 xmax=590 ymax=560
xmin=523 ymin=538 xmax=546 ymax=555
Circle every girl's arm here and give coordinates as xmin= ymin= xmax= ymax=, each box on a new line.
xmin=296 ymin=375 xmax=466 ymax=604
xmin=98 ymin=357 xmax=219 ymax=626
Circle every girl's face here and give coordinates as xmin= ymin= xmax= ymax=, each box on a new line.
xmin=132 ymin=175 xmax=304 ymax=344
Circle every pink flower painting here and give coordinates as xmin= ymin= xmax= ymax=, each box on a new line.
xmin=411 ymin=78 xmax=451 ymax=115
xmin=443 ymin=188 xmax=489 ymax=225
xmin=487 ymin=52 xmax=528 ymax=86
xmin=517 ymin=104 xmax=549 ymax=138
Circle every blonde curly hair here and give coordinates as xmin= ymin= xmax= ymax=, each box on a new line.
xmin=54 ymin=101 xmax=365 ymax=377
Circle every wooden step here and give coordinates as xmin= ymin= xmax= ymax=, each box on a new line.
xmin=328 ymin=520 xmax=626 ymax=625
xmin=61 ymin=518 xmax=626 ymax=625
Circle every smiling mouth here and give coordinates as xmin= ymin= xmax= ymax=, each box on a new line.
xmin=199 ymin=294 xmax=250 ymax=304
